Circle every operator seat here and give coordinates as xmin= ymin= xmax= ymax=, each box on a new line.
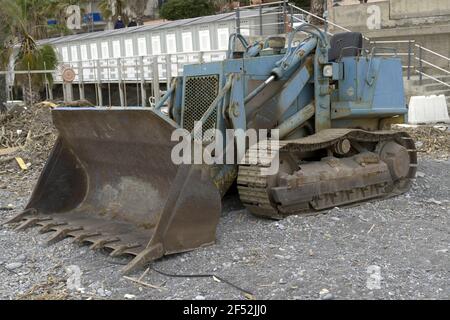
xmin=328 ymin=32 xmax=363 ymax=62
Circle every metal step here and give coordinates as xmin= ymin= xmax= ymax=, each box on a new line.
xmin=409 ymin=74 xmax=450 ymax=86
xmin=421 ymin=83 xmax=450 ymax=92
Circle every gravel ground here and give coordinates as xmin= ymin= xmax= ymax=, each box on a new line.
xmin=0 ymin=154 xmax=448 ymax=300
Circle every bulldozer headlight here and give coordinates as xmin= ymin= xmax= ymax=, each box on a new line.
xmin=323 ymin=65 xmax=333 ymax=77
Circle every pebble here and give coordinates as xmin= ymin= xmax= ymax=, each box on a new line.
xmin=319 ymin=289 xmax=334 ymax=300
xmin=5 ymin=262 xmax=23 ymax=270
xmin=321 ymin=293 xmax=334 ymax=300
xmin=15 ymin=255 xmax=27 ymax=262
xmin=194 ymin=295 xmax=206 ymax=300
xmin=416 ymin=171 xmax=426 ymax=178
xmin=275 ymin=223 xmax=286 ymax=230
xmin=124 ymin=294 xmax=136 ymax=299
xmin=427 ymin=198 xmax=442 ymax=205
xmin=97 ymin=288 xmax=108 ymax=297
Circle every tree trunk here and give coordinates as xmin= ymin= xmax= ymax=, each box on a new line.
xmin=0 ymin=74 xmax=6 ymax=111
xmin=22 ymin=85 xmax=41 ymax=106
xmin=128 ymin=0 xmax=148 ymax=24
xmin=310 ymin=0 xmax=324 ymax=25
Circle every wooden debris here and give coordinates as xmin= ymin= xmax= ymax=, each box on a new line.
xmin=15 ymin=157 xmax=28 ymax=170
xmin=123 ymin=275 xmax=166 ymax=291
xmin=0 ymin=146 xmax=20 ymax=156
xmin=392 ymin=124 xmax=450 ymax=155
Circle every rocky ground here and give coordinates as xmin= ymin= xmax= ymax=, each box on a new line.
xmin=0 ymin=104 xmax=448 ymax=300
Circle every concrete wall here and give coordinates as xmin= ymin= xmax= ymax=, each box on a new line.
xmin=331 ymin=0 xmax=450 ymax=30
xmin=331 ymin=1 xmax=391 ymax=31
xmin=390 ymin=0 xmax=450 ymax=19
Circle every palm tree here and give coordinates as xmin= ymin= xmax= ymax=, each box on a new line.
xmin=0 ymin=0 xmax=58 ymax=105
xmin=98 ymin=0 xmax=126 ymax=25
xmin=310 ymin=0 xmax=325 ymax=25
xmin=98 ymin=0 xmax=149 ymax=26
xmin=128 ymin=0 xmax=149 ymax=23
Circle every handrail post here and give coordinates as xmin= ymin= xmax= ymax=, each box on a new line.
xmin=118 ymin=58 xmax=124 ymax=107
xmin=78 ymin=61 xmax=84 ymax=100
xmin=289 ymin=4 xmax=294 ymax=32
xmin=419 ymin=45 xmax=423 ymax=85
xmin=166 ymin=54 xmax=172 ymax=84
xmin=259 ymin=3 xmax=263 ymax=36
xmin=152 ymin=57 xmax=161 ymax=105
xmin=235 ymin=6 xmax=241 ymax=34
xmin=43 ymin=61 xmax=49 ymax=100
xmin=96 ymin=60 xmax=103 ymax=107
xmin=27 ymin=62 xmax=33 ymax=105
xmin=407 ymin=40 xmax=411 ymax=80
xmin=140 ymin=56 xmax=146 ymax=108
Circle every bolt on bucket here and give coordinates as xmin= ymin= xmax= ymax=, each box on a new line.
xmin=4 ymin=107 xmax=221 ymax=274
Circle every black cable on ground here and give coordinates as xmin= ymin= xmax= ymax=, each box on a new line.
xmin=148 ymin=264 xmax=254 ymax=296
xmin=107 ymin=258 xmax=254 ymax=296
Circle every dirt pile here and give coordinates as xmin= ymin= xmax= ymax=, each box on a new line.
xmin=392 ymin=124 xmax=450 ymax=157
xmin=0 ymin=101 xmax=57 ymax=174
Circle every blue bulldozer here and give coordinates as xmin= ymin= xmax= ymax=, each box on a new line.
xmin=5 ymin=25 xmax=417 ymax=273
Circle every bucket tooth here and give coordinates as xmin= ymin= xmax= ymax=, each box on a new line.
xmin=89 ymin=237 xmax=120 ymax=250
xmin=46 ymin=227 xmax=83 ymax=245
xmin=72 ymin=232 xmax=101 ymax=244
xmin=3 ymin=208 xmax=37 ymax=225
xmin=15 ymin=217 xmax=51 ymax=231
xmin=110 ymin=243 xmax=142 ymax=257
xmin=121 ymin=244 xmax=164 ymax=275
xmin=39 ymin=222 xmax=68 ymax=234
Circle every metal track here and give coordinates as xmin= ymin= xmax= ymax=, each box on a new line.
xmin=237 ymin=129 xmax=417 ymax=219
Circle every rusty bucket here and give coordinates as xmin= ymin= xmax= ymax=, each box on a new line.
xmin=5 ymin=107 xmax=221 ymax=273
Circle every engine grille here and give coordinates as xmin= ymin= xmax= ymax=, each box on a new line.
xmin=182 ymin=75 xmax=220 ymax=140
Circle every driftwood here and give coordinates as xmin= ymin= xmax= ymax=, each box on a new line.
xmin=123 ymin=275 xmax=166 ymax=291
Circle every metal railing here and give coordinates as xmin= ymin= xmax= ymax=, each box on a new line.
xmin=369 ymin=40 xmax=450 ymax=90
xmin=3 ymin=1 xmax=450 ymax=106
xmin=233 ymin=1 xmax=450 ymax=92
xmin=235 ymin=0 xmax=289 ymax=36
xmin=0 ymin=50 xmax=228 ymax=107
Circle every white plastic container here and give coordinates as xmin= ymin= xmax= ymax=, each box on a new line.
xmin=408 ymin=95 xmax=450 ymax=124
